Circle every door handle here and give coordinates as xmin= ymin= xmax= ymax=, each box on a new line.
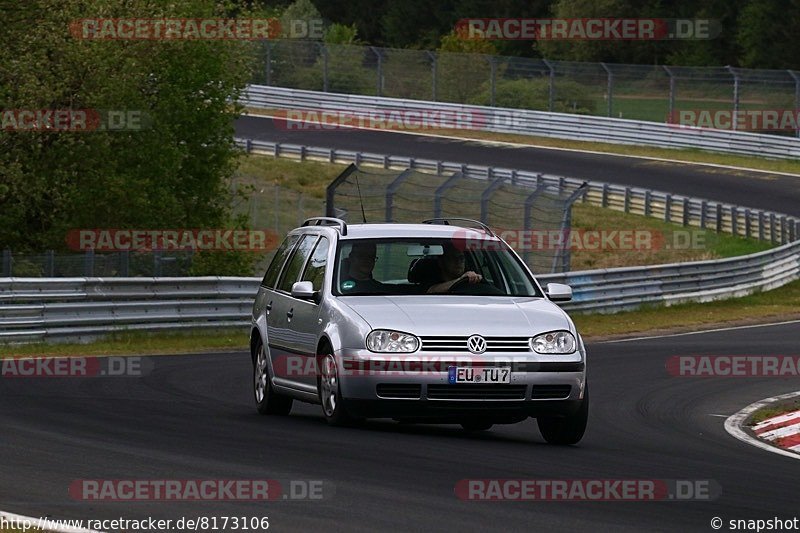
xmin=265 ymin=301 xmax=272 ymax=314
xmin=286 ymin=308 xmax=294 ymax=319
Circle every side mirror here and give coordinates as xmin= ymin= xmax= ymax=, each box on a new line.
xmin=291 ymin=281 xmax=317 ymax=301
xmin=545 ymin=283 xmax=572 ymax=302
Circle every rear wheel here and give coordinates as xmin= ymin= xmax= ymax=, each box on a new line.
xmin=319 ymin=353 xmax=360 ymax=426
xmin=537 ymin=384 xmax=589 ymax=445
xmin=253 ymin=340 xmax=293 ymax=416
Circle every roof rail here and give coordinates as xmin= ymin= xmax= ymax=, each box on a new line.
xmin=301 ymin=217 xmax=348 ymax=235
xmin=422 ymin=218 xmax=496 ymax=237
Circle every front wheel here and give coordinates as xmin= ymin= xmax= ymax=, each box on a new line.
xmin=254 ymin=340 xmax=293 ymax=416
xmin=537 ymin=383 xmax=589 ymax=445
xmin=319 ymin=354 xmax=360 ymax=426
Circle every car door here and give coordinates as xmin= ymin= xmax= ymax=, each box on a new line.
xmin=258 ymin=233 xmax=300 ymax=369
xmin=270 ymin=234 xmax=319 ymax=392
xmin=287 ymin=235 xmax=330 ymax=390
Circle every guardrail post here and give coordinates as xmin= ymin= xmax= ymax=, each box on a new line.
xmin=624 ymin=188 xmax=631 ymax=213
xmin=510 ymin=169 xmax=517 ymax=186
xmin=154 ymin=250 xmax=162 ymax=277
xmin=536 ymin=174 xmax=544 ymax=189
xmin=384 ymin=155 xmax=390 ymax=169
xmin=715 ymin=204 xmax=723 ymax=233
xmin=245 ymin=138 xmax=252 ymax=153
xmin=664 ymin=194 xmax=672 ymax=222
xmin=644 ymin=190 xmax=652 ymax=217
xmin=2 ymin=249 xmax=9 ymax=276
xmin=299 ymin=146 xmax=306 ymax=161
xmin=770 ymin=213 xmax=777 ymax=244
xmin=601 ymin=183 xmax=609 ymax=207
xmin=780 ymin=215 xmax=788 ymax=244
xmin=558 ymin=177 xmax=565 ymax=196
xmin=273 ymin=143 xmax=280 ymax=157
xmin=371 ymin=47 xmax=383 ymax=96
xmin=790 ymin=219 xmax=798 ymax=242
xmin=328 ymin=148 xmax=335 ymax=164
xmin=731 ymin=207 xmax=738 ymax=236
xmin=745 ymin=209 xmax=752 ymax=238
xmin=436 ymin=161 xmax=443 ymax=174
xmin=758 ymin=212 xmax=765 ymax=241
xmin=682 ymin=198 xmax=690 ymax=226
xmin=700 ymin=201 xmax=707 ymax=229
xmin=84 ymin=250 xmax=94 ymax=277
xmin=427 ymin=51 xmax=437 ymax=101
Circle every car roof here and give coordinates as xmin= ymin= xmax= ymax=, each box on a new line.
xmin=333 ymin=223 xmax=500 ymax=240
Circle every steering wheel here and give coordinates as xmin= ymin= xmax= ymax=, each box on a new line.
xmin=447 ymin=276 xmax=504 ymax=295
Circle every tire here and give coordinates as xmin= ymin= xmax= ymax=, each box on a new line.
xmin=253 ymin=339 xmax=293 ymax=416
xmin=537 ymin=383 xmax=589 ymax=445
xmin=318 ymin=353 xmax=359 ymax=426
xmin=461 ymin=421 xmax=494 ymax=432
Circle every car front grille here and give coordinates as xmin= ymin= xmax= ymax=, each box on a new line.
xmin=376 ymin=383 xmax=422 ymax=399
xmin=427 ymin=384 xmax=527 ymax=400
xmin=420 ymin=336 xmax=531 ymax=353
xmin=531 ymin=385 xmax=572 ymax=399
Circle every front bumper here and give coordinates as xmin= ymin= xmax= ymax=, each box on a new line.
xmin=335 ymin=349 xmax=586 ymax=421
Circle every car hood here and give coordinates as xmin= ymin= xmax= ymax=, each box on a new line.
xmin=338 ymin=296 xmax=572 ymax=336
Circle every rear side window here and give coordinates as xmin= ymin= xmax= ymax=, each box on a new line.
xmin=301 ymin=237 xmax=330 ymax=292
xmin=277 ymin=235 xmax=318 ymax=293
xmin=261 ymin=235 xmax=299 ymax=289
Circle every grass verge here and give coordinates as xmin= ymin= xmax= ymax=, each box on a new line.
xmin=747 ymin=398 xmax=800 ymax=426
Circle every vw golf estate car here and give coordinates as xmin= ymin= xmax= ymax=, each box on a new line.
xmin=250 ymin=217 xmax=588 ymax=444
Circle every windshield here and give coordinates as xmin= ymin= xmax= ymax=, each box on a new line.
xmin=333 ymin=238 xmax=542 ymax=297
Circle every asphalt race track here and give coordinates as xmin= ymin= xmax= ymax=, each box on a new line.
xmin=1 ymin=321 xmax=799 ymax=532
xmin=235 ymin=115 xmax=800 ymax=217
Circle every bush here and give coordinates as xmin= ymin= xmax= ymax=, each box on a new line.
xmin=469 ymin=78 xmax=596 ymax=115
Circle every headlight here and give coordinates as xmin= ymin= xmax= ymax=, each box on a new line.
xmin=531 ymin=331 xmax=576 ymax=354
xmin=366 ymin=330 xmax=419 ymax=353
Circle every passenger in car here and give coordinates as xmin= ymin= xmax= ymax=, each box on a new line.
xmin=340 ymin=242 xmax=387 ymax=293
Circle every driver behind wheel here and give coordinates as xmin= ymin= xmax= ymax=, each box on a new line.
xmin=427 ymin=242 xmax=482 ymax=293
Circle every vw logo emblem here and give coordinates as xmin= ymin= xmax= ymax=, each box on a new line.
xmin=467 ymin=335 xmax=487 ymax=354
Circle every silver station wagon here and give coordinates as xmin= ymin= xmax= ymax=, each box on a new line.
xmin=250 ymin=217 xmax=588 ymax=444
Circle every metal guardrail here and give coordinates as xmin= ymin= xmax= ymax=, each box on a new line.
xmin=2 ymin=237 xmax=798 ymax=342
xmin=235 ymin=137 xmax=799 ymax=245
xmin=241 ymin=85 xmax=800 ymax=160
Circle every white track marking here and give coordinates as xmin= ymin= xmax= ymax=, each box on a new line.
xmin=724 ymin=391 xmax=800 ymax=461
xmin=597 ymin=319 xmax=800 ymax=344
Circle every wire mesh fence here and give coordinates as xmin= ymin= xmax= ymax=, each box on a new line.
xmin=258 ymin=40 xmax=800 ymax=135
xmin=326 ymin=164 xmax=584 ymax=273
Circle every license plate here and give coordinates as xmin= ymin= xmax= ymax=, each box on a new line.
xmin=448 ymin=366 xmax=511 ymax=384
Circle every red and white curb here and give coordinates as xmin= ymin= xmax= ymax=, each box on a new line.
xmin=752 ymin=410 xmax=800 ymax=453
xmin=725 ymin=391 xmax=800 ymax=461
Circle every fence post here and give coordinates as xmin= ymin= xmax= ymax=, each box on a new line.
xmin=700 ymin=201 xmax=707 ymax=229
xmin=84 ymin=250 xmax=95 ymax=277
xmin=715 ymin=204 xmax=723 ymax=233
xmin=601 ymin=183 xmax=609 ymax=207
xmin=601 ymin=62 xmax=613 ymax=117
xmin=770 ymin=213 xmax=777 ymax=244
xmin=664 ymin=194 xmax=672 ymax=223
xmin=371 ymin=47 xmax=383 ymax=96
xmin=265 ymin=41 xmax=272 ymax=85
xmin=154 ymin=250 xmax=162 ymax=277
xmin=489 ymin=56 xmax=497 ymax=106
xmin=790 ymin=70 xmax=800 ymax=138
xmin=427 ymin=51 xmax=437 ymax=101
xmin=46 ymin=250 xmax=54 ymax=277
xmin=623 ymin=188 xmax=631 ymax=213
xmin=543 ymin=59 xmax=555 ymax=112
xmin=731 ymin=206 xmax=738 ymax=237
xmin=3 ymin=249 xmax=11 ymax=276
xmin=727 ymin=66 xmax=740 ymax=130
xmin=745 ymin=209 xmax=752 ymax=238
xmin=644 ymin=190 xmax=651 ymax=217
xmin=320 ymin=43 xmax=329 ymax=92
xmin=663 ymin=66 xmax=675 ymax=122
xmin=121 ymin=251 xmax=129 ymax=277
xmin=758 ymin=212 xmax=765 ymax=241
xmin=682 ymin=198 xmax=690 ymax=226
